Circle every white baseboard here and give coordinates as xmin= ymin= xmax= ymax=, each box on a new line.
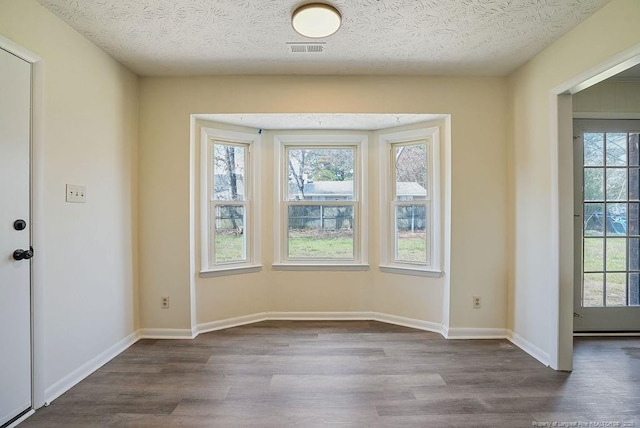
xmin=197 ymin=312 xmax=269 ymax=334
xmin=507 ymin=330 xmax=550 ymax=367
xmin=268 ymin=311 xmax=374 ymax=321
xmin=138 ymin=328 xmax=196 ymax=339
xmin=372 ymin=312 xmax=444 ymax=335
xmin=44 ymin=331 xmax=140 ymax=403
xmin=445 ymin=327 xmax=508 ymax=339
xmin=574 ymin=331 xmax=640 ymax=337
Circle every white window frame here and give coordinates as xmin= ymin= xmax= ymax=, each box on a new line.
xmin=273 ymin=134 xmax=368 ymax=270
xmin=379 ymin=126 xmax=441 ymax=276
xmin=200 ymin=127 xmax=261 ymax=276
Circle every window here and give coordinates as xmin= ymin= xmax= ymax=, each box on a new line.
xmin=201 ymin=127 xmax=260 ymax=274
xmin=379 ymin=127 xmax=441 ymax=276
xmin=274 ymin=134 xmax=368 ymax=269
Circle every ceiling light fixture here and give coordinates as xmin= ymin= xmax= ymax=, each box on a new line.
xmin=292 ymin=3 xmax=342 ymax=38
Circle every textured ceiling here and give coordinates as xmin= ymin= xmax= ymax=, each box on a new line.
xmin=38 ymin=0 xmax=611 ymax=77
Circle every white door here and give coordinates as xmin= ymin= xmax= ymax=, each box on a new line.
xmin=574 ymin=119 xmax=640 ymax=331
xmin=0 ymin=47 xmax=32 ymax=425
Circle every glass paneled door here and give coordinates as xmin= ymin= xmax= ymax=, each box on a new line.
xmin=574 ymin=120 xmax=640 ymax=332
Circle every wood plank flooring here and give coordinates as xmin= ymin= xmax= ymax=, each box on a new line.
xmin=19 ymin=321 xmax=640 ymax=427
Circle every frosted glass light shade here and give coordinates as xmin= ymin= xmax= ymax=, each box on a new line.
xmin=292 ymin=3 xmax=341 ymax=38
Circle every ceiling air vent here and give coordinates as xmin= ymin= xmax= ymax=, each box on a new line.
xmin=287 ymin=42 xmax=326 ymax=54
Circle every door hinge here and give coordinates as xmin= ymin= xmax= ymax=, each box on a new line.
xmin=573 ymin=312 xmax=582 ymax=318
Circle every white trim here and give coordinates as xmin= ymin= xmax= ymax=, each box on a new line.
xmin=445 ymin=328 xmax=508 ymax=339
xmin=0 ymin=35 xmax=40 ymax=63
xmin=507 ymin=330 xmax=551 ymax=367
xmin=373 ymin=312 xmax=444 ymax=334
xmin=30 ymin=57 xmax=45 ymax=411
xmin=195 ymin=311 xmax=444 ymax=333
xmin=197 ymin=312 xmax=269 ymax=334
xmin=550 ymin=41 xmax=640 ymax=370
xmin=200 ymin=127 xmax=261 ymax=273
xmin=269 ymin=311 xmax=373 ymax=321
xmin=574 ymin=332 xmax=640 ymax=337
xmin=379 ymin=265 xmax=442 ymax=277
xmin=44 ymin=331 xmax=140 ymax=404
xmin=6 ymin=409 xmax=35 ymax=428
xmin=199 ymin=264 xmax=262 ymax=277
xmin=441 ymin=115 xmax=453 ymax=335
xmin=138 ymin=328 xmax=196 ymax=340
xmin=273 ymin=133 xmax=368 ymax=266
xmin=556 ymin=42 xmax=640 ymax=95
xmin=189 ymin=115 xmax=198 ymax=339
xmin=378 ymin=125 xmax=443 ymax=271
xmin=272 ymin=263 xmax=369 ymax=271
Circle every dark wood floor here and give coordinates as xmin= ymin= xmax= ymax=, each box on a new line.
xmin=20 ymin=321 xmax=640 ymax=427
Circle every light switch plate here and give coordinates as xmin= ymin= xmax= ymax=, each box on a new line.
xmin=66 ymin=184 xmax=87 ymax=203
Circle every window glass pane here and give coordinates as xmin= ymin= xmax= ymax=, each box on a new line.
xmin=606 ymin=133 xmax=627 ymax=166
xmin=629 ymin=273 xmax=640 ymax=306
xmin=630 ymin=134 xmax=640 ymax=167
xmin=583 ymin=238 xmax=603 ymax=272
xmin=213 ymin=144 xmax=245 ymax=201
xmin=606 ymin=273 xmax=627 ymax=306
xmin=583 ymin=273 xmax=603 ymax=307
xmin=629 ymin=238 xmax=640 ymax=271
xmin=606 ymin=168 xmax=627 ymax=201
xmin=395 ymin=205 xmax=427 ymax=263
xmin=630 ymin=204 xmax=640 ymax=236
xmin=212 ymin=205 xmax=245 ymax=263
xmin=287 ymin=205 xmax=354 ymax=259
xmin=606 ymin=203 xmax=627 ymax=236
xmin=630 ymin=168 xmax=639 ymax=201
xmin=584 ymin=168 xmax=604 ymax=201
xmin=287 ymin=148 xmax=354 ymax=201
xmin=394 ymin=144 xmax=428 ymax=201
xmin=584 ymin=133 xmax=604 ymax=166
xmin=584 ymin=203 xmax=604 ymax=236
xmin=605 ymin=238 xmax=626 ymax=272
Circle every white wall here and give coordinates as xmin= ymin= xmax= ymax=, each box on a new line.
xmin=508 ymin=0 xmax=640 ymax=367
xmin=139 ymin=76 xmax=509 ymax=333
xmin=0 ymin=0 xmax=139 ymax=400
xmin=574 ymin=79 xmax=640 ymax=114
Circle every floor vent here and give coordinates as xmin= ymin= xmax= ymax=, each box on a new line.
xmin=287 ymin=42 xmax=326 ymax=54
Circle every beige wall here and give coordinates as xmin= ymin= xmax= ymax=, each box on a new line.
xmin=0 ymin=0 xmax=139 ymax=397
xmin=508 ymin=0 xmax=640 ymax=365
xmin=139 ymin=76 xmax=509 ymax=332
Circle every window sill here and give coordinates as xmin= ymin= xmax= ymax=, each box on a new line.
xmin=379 ymin=265 xmax=443 ymax=277
xmin=200 ymin=264 xmax=263 ymax=278
xmin=272 ymin=263 xmax=369 ymax=272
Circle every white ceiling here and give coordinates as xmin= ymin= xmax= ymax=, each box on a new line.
xmin=38 ymin=0 xmax=611 ymax=77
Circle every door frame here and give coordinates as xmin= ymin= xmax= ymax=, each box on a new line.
xmin=550 ymin=42 xmax=640 ymax=371
xmin=0 ymin=34 xmax=45 ymax=412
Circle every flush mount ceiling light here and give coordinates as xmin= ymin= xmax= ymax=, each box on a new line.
xmin=292 ymin=3 xmax=342 ymax=38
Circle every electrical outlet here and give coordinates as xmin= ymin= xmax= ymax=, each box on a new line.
xmin=66 ymin=184 xmax=87 ymax=203
xmin=161 ymin=296 xmax=170 ymax=309
xmin=473 ymin=296 xmax=481 ymax=309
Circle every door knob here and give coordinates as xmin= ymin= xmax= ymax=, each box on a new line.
xmin=13 ymin=246 xmax=33 ymax=261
